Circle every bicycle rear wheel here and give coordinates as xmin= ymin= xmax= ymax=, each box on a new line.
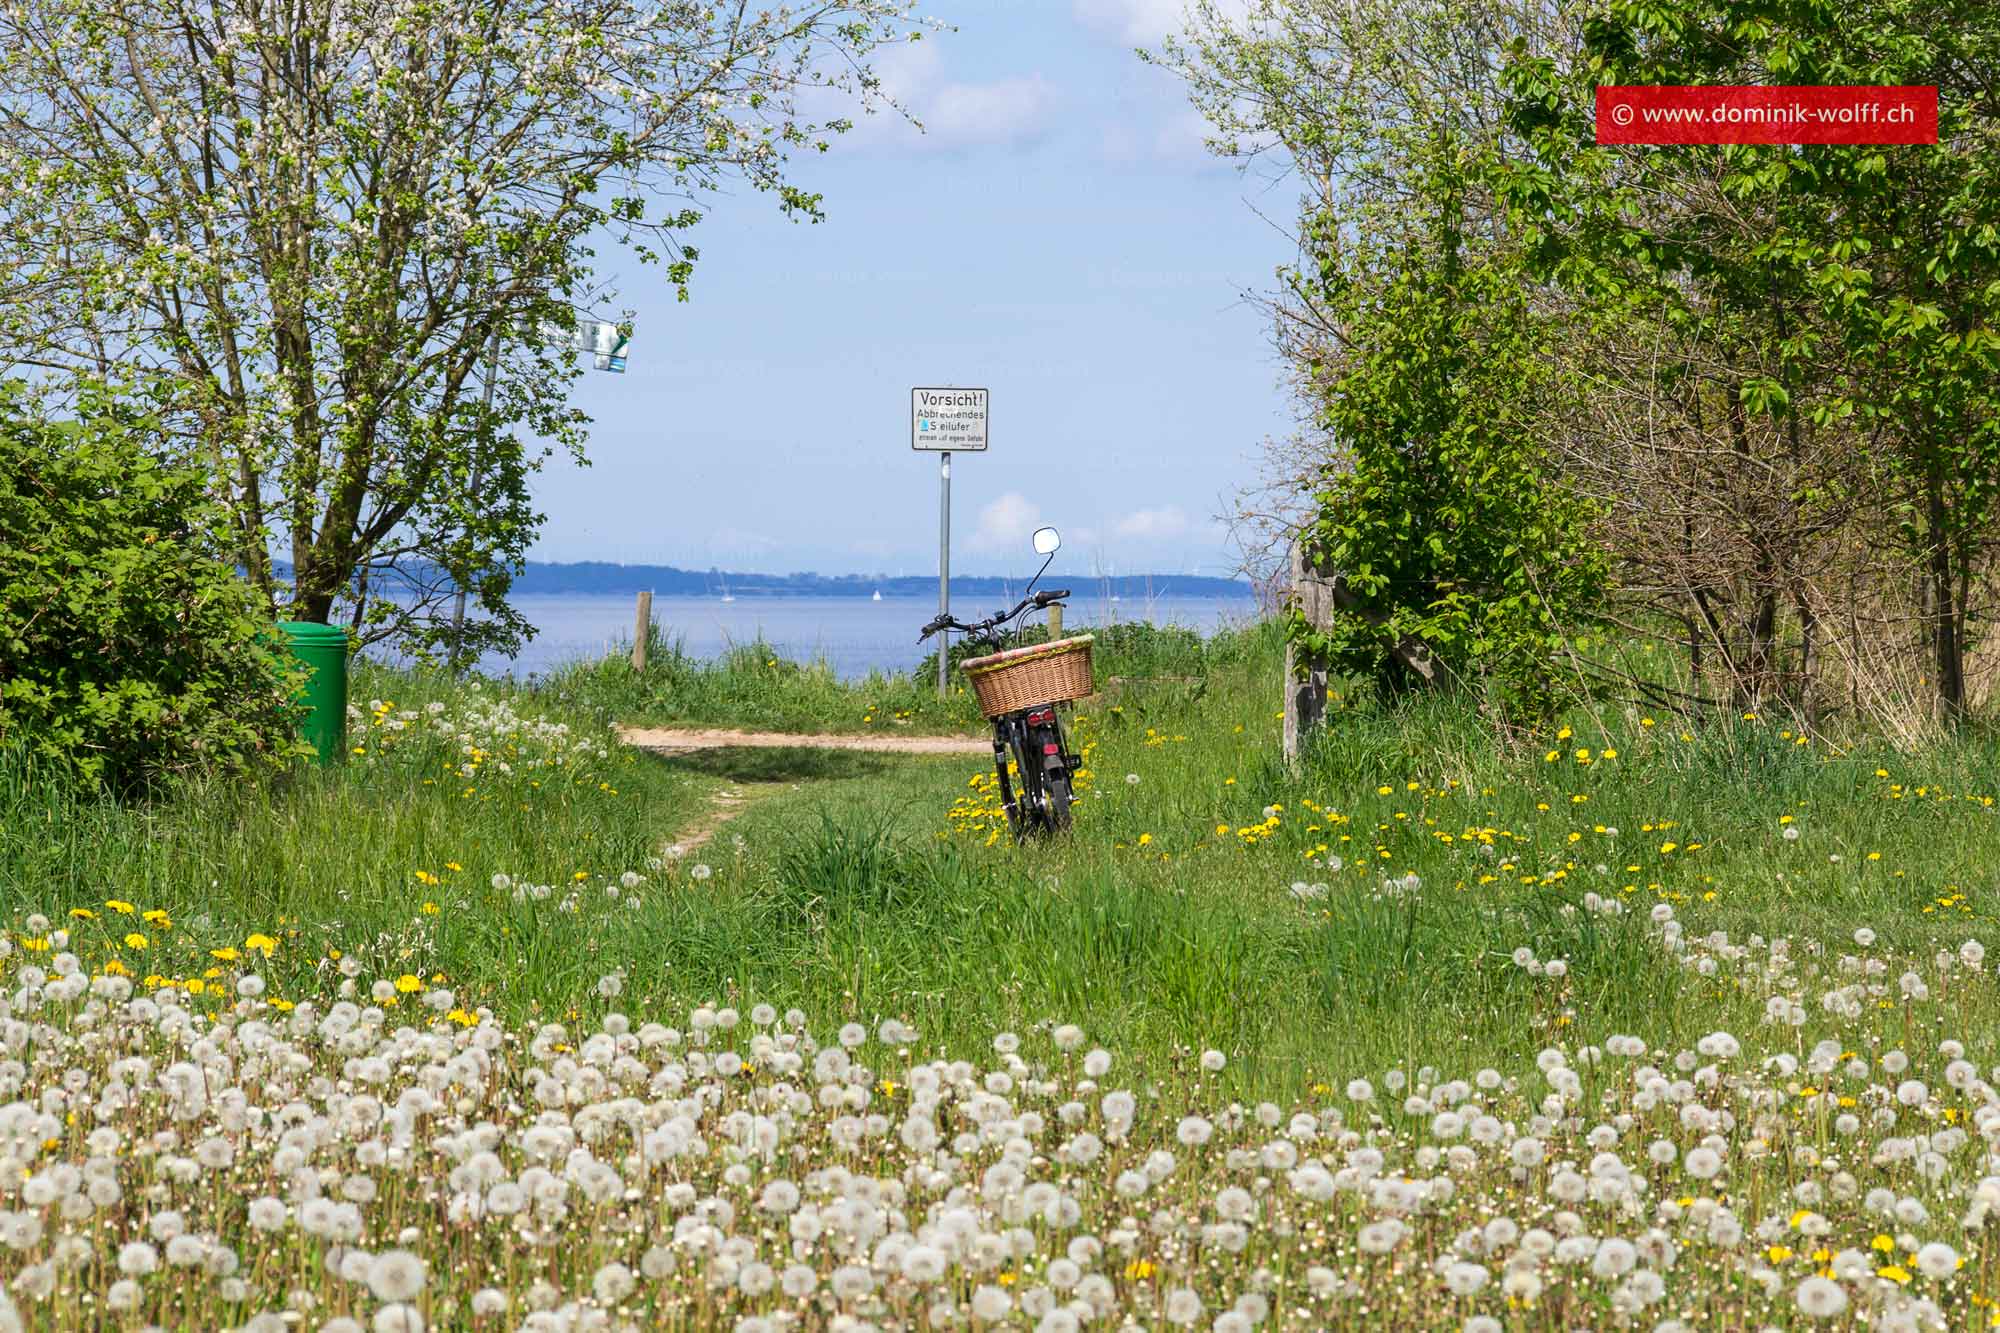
xmin=1043 ymin=770 xmax=1073 ymax=830
xmin=1008 ymin=725 xmax=1049 ymax=837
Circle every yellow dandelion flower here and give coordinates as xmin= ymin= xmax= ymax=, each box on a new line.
xmin=123 ymin=933 xmax=148 ymax=950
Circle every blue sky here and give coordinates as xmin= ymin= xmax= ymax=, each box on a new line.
xmin=537 ymin=0 xmax=1297 ymax=579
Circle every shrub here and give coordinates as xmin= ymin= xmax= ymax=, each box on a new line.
xmin=1290 ymin=226 xmax=1608 ymax=719
xmin=0 ymin=381 xmax=304 ymax=791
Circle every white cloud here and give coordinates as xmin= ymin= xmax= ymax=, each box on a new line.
xmin=970 ymin=491 xmax=1044 ymax=555
xmin=1074 ymin=0 xmax=1250 ymax=47
xmin=1074 ymin=0 xmax=1189 ymax=45
xmin=925 ymin=76 xmax=1058 ymax=147
xmin=1152 ymin=108 xmax=1224 ymax=165
xmin=848 ymin=40 xmax=1056 ymax=152
xmin=1112 ymin=504 xmax=1191 ymax=540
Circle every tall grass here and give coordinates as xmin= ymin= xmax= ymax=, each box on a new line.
xmin=9 ymin=618 xmax=2000 ymax=1098
xmin=541 ymin=617 xmax=1278 ymax=734
xmin=16 ymin=622 xmax=2000 ymax=1331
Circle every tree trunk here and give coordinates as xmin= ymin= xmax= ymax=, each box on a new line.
xmin=1927 ymin=470 xmax=1966 ymax=717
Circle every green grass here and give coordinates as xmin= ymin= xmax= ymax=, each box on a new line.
xmin=0 ymin=661 xmax=710 ymax=1018
xmin=541 ymin=616 xmax=1270 ymax=734
xmin=9 ymin=620 xmax=2000 ymax=1100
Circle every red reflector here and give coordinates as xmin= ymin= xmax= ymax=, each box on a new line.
xmin=1027 ymin=709 xmax=1052 ymax=724
xmin=1043 ymin=743 xmax=1060 ymax=754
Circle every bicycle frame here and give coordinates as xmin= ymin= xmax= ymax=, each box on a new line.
xmin=988 ymin=702 xmax=1075 ymax=840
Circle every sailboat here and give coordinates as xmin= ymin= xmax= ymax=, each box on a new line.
xmin=718 ymin=573 xmax=735 ymax=603
xmin=871 ymin=589 xmax=882 ymax=602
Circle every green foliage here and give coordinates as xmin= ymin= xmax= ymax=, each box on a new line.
xmin=0 ymin=0 xmax=923 ymax=658
xmin=541 ymin=617 xmax=1275 ymax=735
xmin=1500 ymin=0 xmax=2000 ymax=714
xmin=1290 ymin=228 xmax=1609 ymax=718
xmin=0 ymin=382 xmax=304 ymax=792
xmin=16 ymin=619 xmax=2000 ymax=1100
xmin=916 ymin=617 xmax=1263 ymax=685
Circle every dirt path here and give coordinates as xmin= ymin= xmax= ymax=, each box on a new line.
xmin=625 ymin=724 xmax=988 ymax=857
xmin=665 ymin=781 xmax=790 ymax=856
xmin=619 ymin=725 xmax=989 ymax=755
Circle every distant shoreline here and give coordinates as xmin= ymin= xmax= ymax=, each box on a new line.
xmin=511 ymin=560 xmax=1255 ymax=600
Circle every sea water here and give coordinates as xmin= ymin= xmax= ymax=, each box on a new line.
xmin=473 ymin=592 xmax=1259 ymax=681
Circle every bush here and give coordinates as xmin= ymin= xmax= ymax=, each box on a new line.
xmin=0 ymin=381 xmax=304 ymax=791
xmin=1291 ymin=226 xmax=1608 ymax=719
xmin=916 ymin=616 xmax=1259 ymax=684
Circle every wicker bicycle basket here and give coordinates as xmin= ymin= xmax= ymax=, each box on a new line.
xmin=960 ymin=635 xmax=1096 ymax=719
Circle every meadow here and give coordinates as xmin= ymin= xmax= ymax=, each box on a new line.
xmin=6 ymin=620 xmax=2000 ymax=1329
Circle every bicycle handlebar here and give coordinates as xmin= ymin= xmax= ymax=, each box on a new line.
xmin=916 ymin=589 xmax=1070 ymax=643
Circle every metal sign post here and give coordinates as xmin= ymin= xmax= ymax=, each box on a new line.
xmin=911 ymin=387 xmax=989 ymax=698
xmin=938 ymin=451 xmax=950 ymax=697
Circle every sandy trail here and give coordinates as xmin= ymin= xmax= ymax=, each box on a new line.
xmin=618 ymin=725 xmax=989 ymax=755
xmin=666 ymin=783 xmax=783 ymax=855
xmin=622 ymin=724 xmax=989 ymax=855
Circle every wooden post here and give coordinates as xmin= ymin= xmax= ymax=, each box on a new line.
xmin=1284 ymin=539 xmax=1331 ymax=767
xmin=1283 ymin=536 xmax=1441 ymax=766
xmin=632 ymin=590 xmax=652 ymax=672
xmin=1048 ymin=603 xmax=1064 ymax=641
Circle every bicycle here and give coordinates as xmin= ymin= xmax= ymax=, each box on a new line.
xmin=919 ymin=526 xmax=1091 ymax=841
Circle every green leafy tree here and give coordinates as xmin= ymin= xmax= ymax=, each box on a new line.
xmin=1157 ymin=0 xmax=1603 ymax=715
xmin=1290 ymin=198 xmax=1609 ymax=717
xmin=1154 ymin=0 xmax=1574 ymax=570
xmin=1503 ymin=0 xmax=2000 ymax=716
xmin=0 ymin=381 xmax=305 ymax=792
xmin=0 ymin=0 xmax=926 ymax=664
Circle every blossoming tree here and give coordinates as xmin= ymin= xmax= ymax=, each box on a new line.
xmin=0 ymin=0 xmax=925 ymax=661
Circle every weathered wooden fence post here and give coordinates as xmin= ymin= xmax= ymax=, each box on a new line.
xmin=1283 ymin=539 xmax=1331 ymax=767
xmin=1048 ymin=602 xmax=1063 ymax=641
xmin=1283 ymin=537 xmax=1440 ymax=766
xmin=632 ymin=590 xmax=652 ymax=672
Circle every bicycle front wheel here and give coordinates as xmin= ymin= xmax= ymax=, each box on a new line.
xmin=1009 ymin=728 xmax=1048 ymax=837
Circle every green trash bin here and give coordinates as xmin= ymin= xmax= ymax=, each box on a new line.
xmin=277 ymin=621 xmax=350 ymax=765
